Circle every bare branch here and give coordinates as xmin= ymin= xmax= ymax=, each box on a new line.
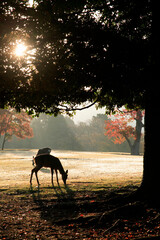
xmin=58 ymin=100 xmax=97 ymax=112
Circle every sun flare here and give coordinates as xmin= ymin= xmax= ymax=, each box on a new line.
xmin=15 ymin=43 xmax=27 ymax=57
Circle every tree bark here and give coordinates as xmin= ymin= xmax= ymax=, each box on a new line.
xmin=140 ymin=91 xmax=159 ymax=201
xmin=139 ymin=2 xmax=160 ymax=201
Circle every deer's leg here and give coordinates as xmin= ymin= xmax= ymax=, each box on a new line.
xmin=55 ymin=169 xmax=59 ymax=186
xmin=51 ymin=168 xmax=54 ymax=187
xmin=30 ymin=165 xmax=42 ymax=186
xmin=35 ymin=171 xmax=39 ymax=186
xmin=35 ymin=166 xmax=42 ymax=186
xmin=30 ymin=167 xmax=35 ymax=185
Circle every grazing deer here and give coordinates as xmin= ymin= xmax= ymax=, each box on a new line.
xmin=30 ymin=154 xmax=68 ymax=187
xmin=32 ymin=148 xmax=51 ymax=166
xmin=36 ymin=147 xmax=51 ymax=156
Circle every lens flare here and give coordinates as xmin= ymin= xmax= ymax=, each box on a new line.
xmin=15 ymin=43 xmax=27 ymax=57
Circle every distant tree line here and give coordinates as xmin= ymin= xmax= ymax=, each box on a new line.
xmin=5 ymin=114 xmax=144 ymax=153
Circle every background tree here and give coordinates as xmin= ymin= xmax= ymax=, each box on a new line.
xmin=0 ymin=108 xmax=33 ymax=150
xmin=74 ymin=114 xmax=129 ymax=152
xmin=6 ymin=114 xmax=133 ymax=153
xmin=36 ymin=114 xmax=81 ymax=150
xmin=105 ymin=109 xmax=145 ymax=155
xmin=12 ymin=114 xmax=81 ymax=150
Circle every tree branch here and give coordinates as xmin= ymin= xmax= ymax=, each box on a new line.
xmin=58 ymin=100 xmax=97 ymax=112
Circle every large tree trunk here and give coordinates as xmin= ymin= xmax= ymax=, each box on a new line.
xmin=139 ymin=3 xmax=159 ymax=201
xmin=140 ymin=92 xmax=159 ymax=201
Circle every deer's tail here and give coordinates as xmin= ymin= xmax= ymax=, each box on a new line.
xmin=32 ymin=156 xmax=35 ymax=166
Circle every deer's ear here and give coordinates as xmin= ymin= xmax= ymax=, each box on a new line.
xmin=66 ymin=170 xmax=68 ymax=174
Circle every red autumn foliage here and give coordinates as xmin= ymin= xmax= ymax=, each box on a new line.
xmin=104 ymin=108 xmax=145 ymax=149
xmin=0 ymin=108 xmax=33 ymax=149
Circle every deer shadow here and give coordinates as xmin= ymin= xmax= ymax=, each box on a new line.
xmin=30 ymin=184 xmax=78 ymax=224
xmin=40 ymin=168 xmax=50 ymax=173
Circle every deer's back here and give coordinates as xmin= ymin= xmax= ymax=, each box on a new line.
xmin=35 ymin=154 xmax=61 ymax=169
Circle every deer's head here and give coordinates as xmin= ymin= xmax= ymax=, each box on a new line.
xmin=62 ymin=170 xmax=68 ymax=185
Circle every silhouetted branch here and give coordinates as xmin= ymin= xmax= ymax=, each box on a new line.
xmin=58 ymin=100 xmax=97 ymax=112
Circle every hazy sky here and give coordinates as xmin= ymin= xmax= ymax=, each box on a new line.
xmin=72 ymin=106 xmax=106 ymax=124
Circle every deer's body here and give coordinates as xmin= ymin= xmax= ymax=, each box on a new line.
xmin=30 ymin=154 xmax=68 ymax=186
xmin=36 ymin=147 xmax=51 ymax=156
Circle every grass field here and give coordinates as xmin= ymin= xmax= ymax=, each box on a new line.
xmin=0 ymin=149 xmax=143 ymax=189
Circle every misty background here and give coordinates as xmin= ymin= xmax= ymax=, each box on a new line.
xmin=5 ymin=109 xmax=144 ymax=153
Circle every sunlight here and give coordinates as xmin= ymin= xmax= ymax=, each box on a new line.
xmin=15 ymin=43 xmax=27 ymax=57
xmin=29 ymin=0 xmax=33 ymax=6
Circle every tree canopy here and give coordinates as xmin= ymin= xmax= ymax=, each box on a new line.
xmin=0 ymin=0 xmax=151 ymax=115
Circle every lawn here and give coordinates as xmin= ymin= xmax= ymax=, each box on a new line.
xmin=0 ymin=149 xmax=142 ymax=188
xmin=1 ymin=150 xmax=160 ymax=239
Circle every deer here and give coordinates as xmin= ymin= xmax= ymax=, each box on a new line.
xmin=32 ymin=148 xmax=51 ymax=166
xmin=30 ymin=154 xmax=68 ymax=187
xmin=36 ymin=147 xmax=51 ymax=156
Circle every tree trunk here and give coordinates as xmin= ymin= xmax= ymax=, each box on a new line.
xmin=125 ymin=136 xmax=140 ymax=156
xmin=2 ymin=133 xmax=6 ymax=150
xmin=130 ymin=110 xmax=143 ymax=155
xmin=131 ymin=142 xmax=140 ymax=155
xmin=140 ymin=92 xmax=159 ymax=201
xmin=139 ymin=3 xmax=160 ymax=201
xmin=125 ymin=110 xmax=143 ymax=155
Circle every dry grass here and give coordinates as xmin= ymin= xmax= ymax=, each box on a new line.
xmin=0 ymin=149 xmax=143 ymax=189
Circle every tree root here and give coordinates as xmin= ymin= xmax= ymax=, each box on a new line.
xmin=98 ymin=201 xmax=145 ymax=225
xmin=104 ymin=219 xmax=121 ymax=233
xmin=55 ymin=201 xmax=146 ymax=227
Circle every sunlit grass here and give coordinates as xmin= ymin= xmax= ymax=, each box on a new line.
xmin=0 ymin=149 xmax=142 ymax=191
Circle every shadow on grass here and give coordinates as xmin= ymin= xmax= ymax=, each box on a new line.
xmin=30 ymin=184 xmax=78 ymax=224
xmin=0 ymin=189 xmax=8 ymax=192
xmin=5 ymin=183 xmax=158 ymax=238
xmin=1 ymin=184 xmax=160 ymax=239
xmin=28 ymin=183 xmax=144 ymax=227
